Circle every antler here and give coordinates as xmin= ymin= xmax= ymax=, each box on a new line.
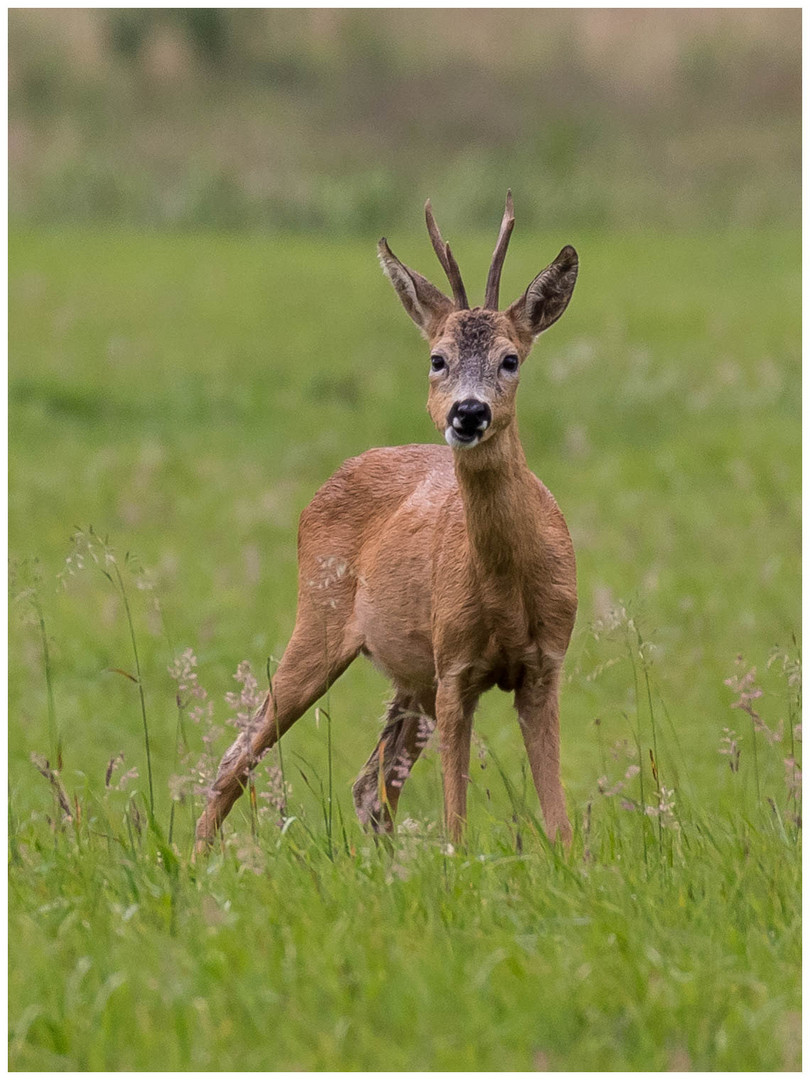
xmin=484 ymin=190 xmax=515 ymax=310
xmin=424 ymin=199 xmax=469 ymax=310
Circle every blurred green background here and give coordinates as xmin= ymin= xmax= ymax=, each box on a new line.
xmin=9 ymin=8 xmax=800 ymax=233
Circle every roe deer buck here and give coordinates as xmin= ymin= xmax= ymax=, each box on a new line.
xmin=195 ymin=192 xmax=578 ymax=853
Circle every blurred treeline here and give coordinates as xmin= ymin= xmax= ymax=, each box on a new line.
xmin=9 ymin=8 xmax=800 ymax=233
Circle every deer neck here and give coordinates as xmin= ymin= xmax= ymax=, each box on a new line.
xmin=452 ymin=421 xmax=539 ymax=580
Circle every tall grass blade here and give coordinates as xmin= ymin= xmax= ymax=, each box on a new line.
xmin=111 ymin=561 xmax=154 ymax=818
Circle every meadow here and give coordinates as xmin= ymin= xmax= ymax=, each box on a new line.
xmin=9 ymin=225 xmax=800 ymax=1070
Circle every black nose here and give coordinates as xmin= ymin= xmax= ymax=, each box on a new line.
xmin=448 ymin=398 xmax=492 ymax=436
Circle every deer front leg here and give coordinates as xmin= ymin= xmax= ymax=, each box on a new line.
xmin=352 ymin=694 xmax=436 ymax=833
xmin=435 ymin=677 xmax=476 ymax=845
xmin=514 ymin=662 xmax=572 ymax=846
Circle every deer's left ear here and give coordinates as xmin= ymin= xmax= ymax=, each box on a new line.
xmin=506 ymin=245 xmax=578 ymax=340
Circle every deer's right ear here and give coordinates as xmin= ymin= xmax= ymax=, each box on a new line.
xmin=378 ymin=239 xmax=454 ymax=338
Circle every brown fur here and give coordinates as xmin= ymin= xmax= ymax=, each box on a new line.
xmin=195 ymin=197 xmax=579 ymax=852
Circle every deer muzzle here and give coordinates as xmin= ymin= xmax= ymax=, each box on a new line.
xmin=445 ymin=398 xmax=491 ymax=448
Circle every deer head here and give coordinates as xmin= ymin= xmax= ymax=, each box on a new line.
xmin=379 ymin=192 xmax=578 ymax=449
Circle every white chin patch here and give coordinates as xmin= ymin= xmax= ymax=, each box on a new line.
xmin=445 ymin=427 xmax=480 ymax=449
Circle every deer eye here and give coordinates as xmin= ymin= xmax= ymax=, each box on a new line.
xmin=500 ymin=354 xmax=519 ymax=374
xmin=430 ymin=355 xmax=446 ymax=373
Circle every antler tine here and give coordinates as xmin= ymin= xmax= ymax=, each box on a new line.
xmin=425 ymin=199 xmax=469 ymax=309
xmin=484 ymin=189 xmax=515 ymax=310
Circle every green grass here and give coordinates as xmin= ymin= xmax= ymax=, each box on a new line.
xmin=9 ymin=227 xmax=801 ymax=1070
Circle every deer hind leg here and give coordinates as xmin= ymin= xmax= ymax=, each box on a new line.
xmin=352 ymin=693 xmax=436 ymax=833
xmin=195 ymin=606 xmax=362 ymax=854
xmin=514 ymin=659 xmax=572 ymax=846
